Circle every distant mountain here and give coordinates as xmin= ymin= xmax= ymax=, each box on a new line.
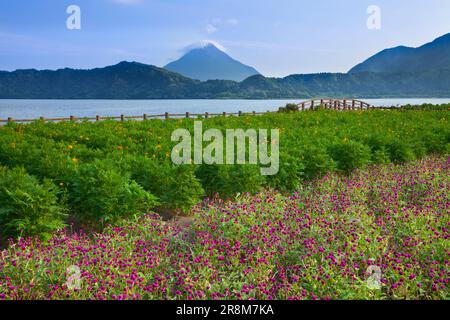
xmin=164 ymin=42 xmax=260 ymax=81
xmin=1 ymin=61 xmax=450 ymax=99
xmin=0 ymin=61 xmax=199 ymax=99
xmin=349 ymin=33 xmax=450 ymax=73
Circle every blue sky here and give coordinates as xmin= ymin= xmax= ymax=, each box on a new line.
xmin=1 ymin=0 xmax=450 ymax=77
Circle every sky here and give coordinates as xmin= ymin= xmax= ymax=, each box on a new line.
xmin=1 ymin=0 xmax=450 ymax=77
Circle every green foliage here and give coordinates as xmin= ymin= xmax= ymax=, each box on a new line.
xmin=130 ymin=157 xmax=204 ymax=212
xmin=267 ymin=151 xmax=305 ymax=192
xmin=371 ymin=147 xmax=391 ymax=164
xmin=329 ymin=140 xmax=372 ymax=173
xmin=278 ymin=103 xmax=299 ymax=113
xmin=0 ymin=167 xmax=66 ymax=241
xmin=387 ymin=140 xmax=416 ymax=164
xmin=0 ymin=108 xmax=448 ymax=229
xmin=68 ymin=160 xmax=158 ymax=226
xmin=196 ymin=164 xmax=265 ymax=199
xmin=300 ymin=146 xmax=335 ymax=180
xmin=401 ymin=103 xmax=450 ymax=111
xmin=421 ymin=132 xmax=448 ymax=154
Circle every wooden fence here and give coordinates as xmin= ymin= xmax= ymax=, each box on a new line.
xmin=0 ymin=111 xmax=273 ymax=124
xmin=0 ymin=99 xmax=398 ymax=124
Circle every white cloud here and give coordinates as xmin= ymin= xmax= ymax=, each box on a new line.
xmin=166 ymin=40 xmax=228 ymax=64
xmin=205 ymin=24 xmax=218 ymax=34
xmin=184 ymin=40 xmax=227 ymax=53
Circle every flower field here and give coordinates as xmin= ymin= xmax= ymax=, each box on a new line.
xmin=1 ymin=157 xmax=449 ymax=300
xmin=0 ymin=109 xmax=449 ymax=241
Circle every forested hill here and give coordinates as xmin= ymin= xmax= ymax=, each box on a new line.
xmin=349 ymin=33 xmax=450 ymax=74
xmin=1 ymin=61 xmax=450 ymax=99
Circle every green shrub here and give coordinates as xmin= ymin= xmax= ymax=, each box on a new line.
xmin=196 ymin=164 xmax=265 ymax=199
xmin=372 ymin=147 xmax=391 ymax=164
xmin=0 ymin=167 xmax=66 ymax=241
xmin=300 ymin=146 xmax=335 ymax=180
xmin=0 ymin=134 xmax=78 ymax=184
xmin=387 ymin=140 xmax=416 ymax=163
xmin=366 ymin=135 xmax=389 ymax=152
xmin=400 ymin=103 xmax=450 ymax=111
xmin=421 ymin=132 xmax=448 ymax=154
xmin=267 ymin=151 xmax=304 ymax=192
xmin=160 ymin=165 xmax=204 ymax=212
xmin=328 ymin=140 xmax=371 ymax=173
xmin=130 ymin=157 xmax=204 ymax=213
xmin=411 ymin=140 xmax=427 ymax=159
xmin=68 ymin=160 xmax=158 ymax=226
xmin=365 ymin=136 xmax=391 ymax=164
xmin=279 ymin=103 xmax=299 ymax=113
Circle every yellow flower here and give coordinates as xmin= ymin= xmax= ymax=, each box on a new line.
xmin=68 ymin=145 xmax=73 ymax=149
xmin=72 ymin=158 xmax=78 ymax=163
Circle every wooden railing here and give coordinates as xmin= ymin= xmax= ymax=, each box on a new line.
xmin=0 ymin=99 xmax=387 ymax=124
xmin=297 ymin=98 xmax=373 ymax=110
xmin=0 ymin=111 xmax=272 ymax=123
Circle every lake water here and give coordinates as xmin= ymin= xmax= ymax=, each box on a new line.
xmin=0 ymin=98 xmax=449 ymax=120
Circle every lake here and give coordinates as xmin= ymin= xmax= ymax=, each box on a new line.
xmin=0 ymin=98 xmax=449 ymax=119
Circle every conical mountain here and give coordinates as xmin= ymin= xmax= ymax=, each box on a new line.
xmin=164 ymin=42 xmax=260 ymax=81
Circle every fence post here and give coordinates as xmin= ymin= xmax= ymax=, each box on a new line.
xmin=352 ymin=100 xmax=355 ymax=110
xmin=143 ymin=114 xmax=147 ymax=120
xmin=252 ymin=111 xmax=256 ymax=116
xmin=70 ymin=115 xmax=75 ymax=121
xmin=165 ymin=112 xmax=169 ymax=120
xmin=205 ymin=112 xmax=209 ymax=119
xmin=238 ymin=111 xmax=242 ymax=117
xmin=311 ymin=100 xmax=315 ymax=110
xmin=7 ymin=117 xmax=12 ymax=123
xmin=120 ymin=114 xmax=125 ymax=121
xmin=301 ymin=103 xmax=305 ymax=111
xmin=185 ymin=112 xmax=190 ymax=118
xmin=223 ymin=112 xmax=226 ymax=117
